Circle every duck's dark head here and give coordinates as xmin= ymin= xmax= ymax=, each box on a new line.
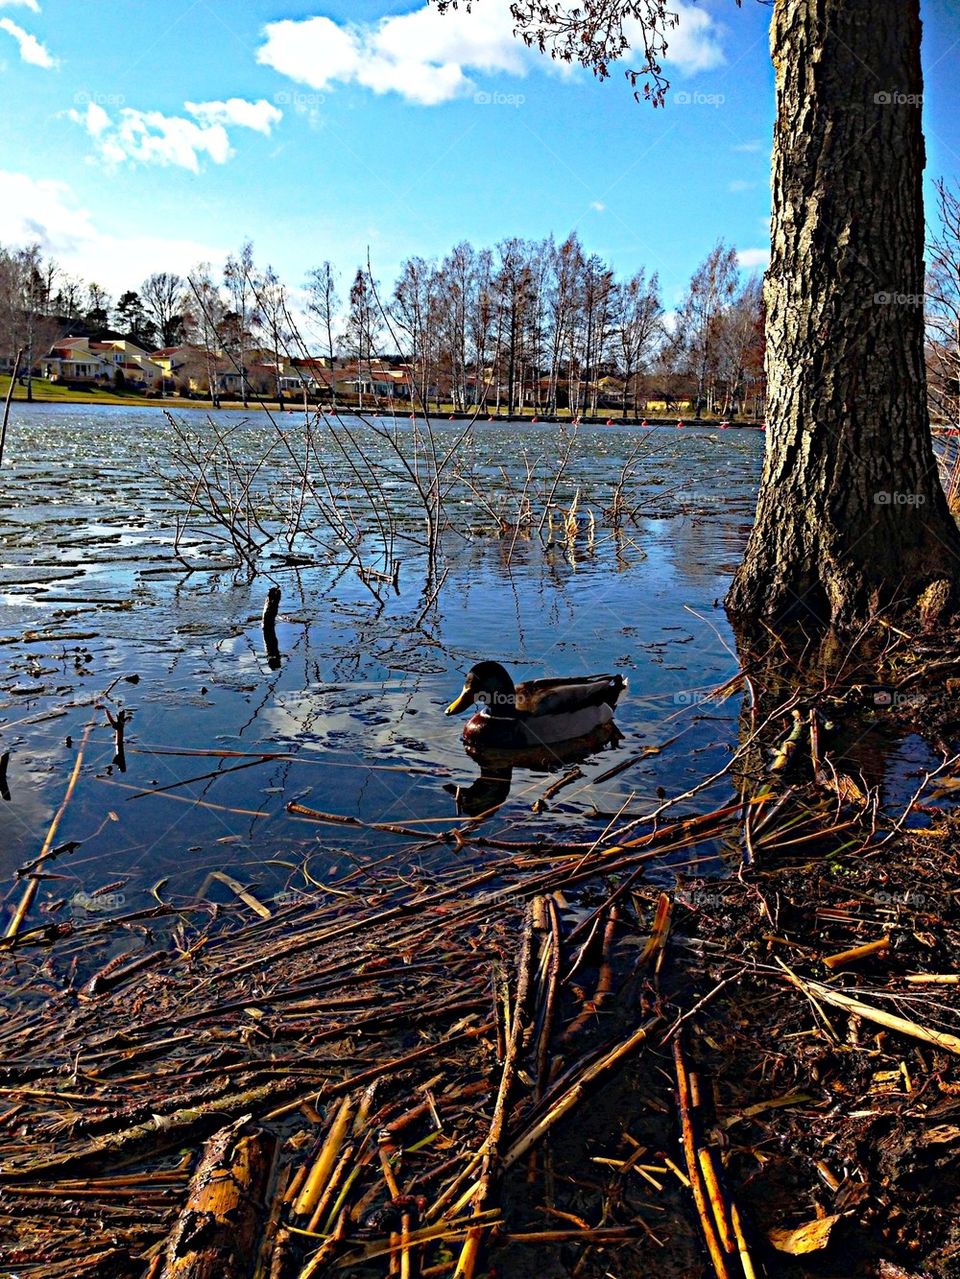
xmin=445 ymin=661 xmax=517 ymax=718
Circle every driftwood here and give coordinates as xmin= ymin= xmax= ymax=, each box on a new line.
xmin=157 ymin=1120 xmax=276 ymax=1279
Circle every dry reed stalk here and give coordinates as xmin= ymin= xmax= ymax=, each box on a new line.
xmin=672 ymin=1039 xmax=732 ymax=1279
xmin=782 ymin=968 xmax=960 ymax=1054
xmin=5 ymin=721 xmax=93 ymax=940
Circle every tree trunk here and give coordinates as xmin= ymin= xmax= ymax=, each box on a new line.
xmin=727 ymin=0 xmax=960 ymax=629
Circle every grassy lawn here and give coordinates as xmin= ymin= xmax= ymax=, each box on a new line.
xmin=1 ymin=378 xmax=749 ymax=422
xmin=0 ymin=375 xmax=181 ymax=406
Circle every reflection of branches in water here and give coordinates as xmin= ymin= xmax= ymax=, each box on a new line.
xmin=161 ymin=400 xmax=695 ymax=640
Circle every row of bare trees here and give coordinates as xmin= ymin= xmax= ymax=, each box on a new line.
xmin=316 ymin=233 xmax=765 ymax=417
xmin=3 ymin=181 xmax=959 ymax=420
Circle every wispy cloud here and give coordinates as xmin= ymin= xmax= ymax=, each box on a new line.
xmin=0 ymin=16 xmax=57 ymax=67
xmin=0 ymin=168 xmax=224 ymax=294
xmin=0 ymin=1 xmax=41 ymax=12
xmin=732 ymin=140 xmax=766 ymax=154
xmin=728 ymin=179 xmax=760 ymax=193
xmin=650 ymin=2 xmax=726 ymax=75
xmin=185 ymin=97 xmax=282 ymax=135
xmin=67 ymin=98 xmax=283 ymax=173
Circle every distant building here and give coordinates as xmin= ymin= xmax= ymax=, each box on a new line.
xmin=43 ymin=337 xmax=163 ymax=389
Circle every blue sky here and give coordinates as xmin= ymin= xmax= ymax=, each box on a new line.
xmin=0 ymin=0 xmax=957 ymax=323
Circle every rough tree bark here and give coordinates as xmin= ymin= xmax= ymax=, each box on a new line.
xmin=726 ymin=0 xmax=960 ymax=629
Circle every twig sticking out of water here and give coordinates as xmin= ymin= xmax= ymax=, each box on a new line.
xmin=0 ymin=347 xmax=22 ymax=469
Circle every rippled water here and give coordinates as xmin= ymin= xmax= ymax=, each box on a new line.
xmin=1 ymin=404 xmax=777 ymax=921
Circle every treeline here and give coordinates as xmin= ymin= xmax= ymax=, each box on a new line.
xmin=2 ymin=181 xmax=958 ymax=420
xmin=0 ymin=234 xmax=766 ymax=415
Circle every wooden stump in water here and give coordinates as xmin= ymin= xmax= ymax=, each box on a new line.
xmin=157 ymin=1121 xmax=276 ymax=1279
xmin=262 ymin=587 xmax=281 ymax=670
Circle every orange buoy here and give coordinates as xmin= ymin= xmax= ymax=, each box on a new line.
xmin=677 ymin=420 xmax=685 ymax=428
xmin=606 ymin=419 xmax=613 ymax=426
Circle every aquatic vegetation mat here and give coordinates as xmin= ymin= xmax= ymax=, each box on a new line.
xmin=2 ymin=747 xmax=959 ymax=1278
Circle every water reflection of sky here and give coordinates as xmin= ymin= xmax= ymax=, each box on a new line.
xmin=1 ymin=408 xmax=939 ymax=921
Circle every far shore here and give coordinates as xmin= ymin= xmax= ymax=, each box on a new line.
xmin=1 ymin=376 xmax=768 ymax=428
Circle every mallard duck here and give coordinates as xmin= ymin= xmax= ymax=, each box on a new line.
xmin=445 ymin=661 xmax=625 ymax=749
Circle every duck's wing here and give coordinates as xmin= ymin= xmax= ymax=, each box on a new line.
xmin=515 ymin=674 xmax=625 ymax=716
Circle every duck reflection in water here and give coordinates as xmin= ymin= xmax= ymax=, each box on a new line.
xmin=444 ymin=721 xmax=624 ymax=819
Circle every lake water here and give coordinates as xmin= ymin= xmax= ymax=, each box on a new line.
xmin=0 ymin=405 xmax=932 ymax=927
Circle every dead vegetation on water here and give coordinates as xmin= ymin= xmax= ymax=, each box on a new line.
xmin=2 ymin=619 xmax=960 ymax=1279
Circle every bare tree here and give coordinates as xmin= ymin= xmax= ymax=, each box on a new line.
xmin=580 ymin=254 xmax=615 ymax=415
xmin=393 ymin=257 xmax=437 ymax=409
xmin=345 ymin=268 xmax=380 ymax=410
xmin=0 ymin=245 xmax=62 ymax=401
xmin=306 ymin=261 xmax=341 ymax=405
xmin=613 ymin=267 xmax=663 ymax=416
xmin=714 ymin=274 xmax=763 ymax=417
xmin=184 ymin=265 xmax=227 ymax=407
xmin=927 ymin=179 xmax=960 ymax=428
xmin=676 ymin=241 xmax=738 ymax=419
xmin=252 ymin=264 xmax=292 ymax=407
xmin=141 ymin=272 xmax=185 ymax=349
xmin=223 ymin=242 xmax=258 ymax=406
xmin=545 ymin=234 xmax=584 ymax=415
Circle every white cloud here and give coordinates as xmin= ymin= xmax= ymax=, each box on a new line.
xmin=589 ymin=201 xmax=607 ymax=213
xmin=626 ymin=1 xmax=725 ymax=76
xmin=0 ymin=169 xmax=225 ymax=296
xmin=0 ymin=1 xmax=41 ymax=13
xmin=185 ymin=97 xmax=283 ymax=135
xmin=257 ymin=4 xmax=531 ymax=106
xmin=733 ymin=140 xmax=766 ymax=154
xmin=66 ymin=97 xmax=282 ymax=173
xmin=0 ymin=16 xmax=57 ymax=67
xmin=258 ymin=0 xmax=725 ymax=106
xmin=661 ymin=3 xmax=726 ymax=74
xmin=728 ymin=179 xmax=759 ymax=193
xmin=737 ymin=247 xmax=770 ymax=270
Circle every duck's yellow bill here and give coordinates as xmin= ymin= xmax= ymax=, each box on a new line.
xmin=445 ymin=687 xmax=474 ymax=716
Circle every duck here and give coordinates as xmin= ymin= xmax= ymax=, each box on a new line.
xmin=445 ymin=661 xmax=625 ymax=750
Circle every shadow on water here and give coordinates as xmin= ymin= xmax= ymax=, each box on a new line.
xmin=445 ymin=722 xmax=624 ymax=818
